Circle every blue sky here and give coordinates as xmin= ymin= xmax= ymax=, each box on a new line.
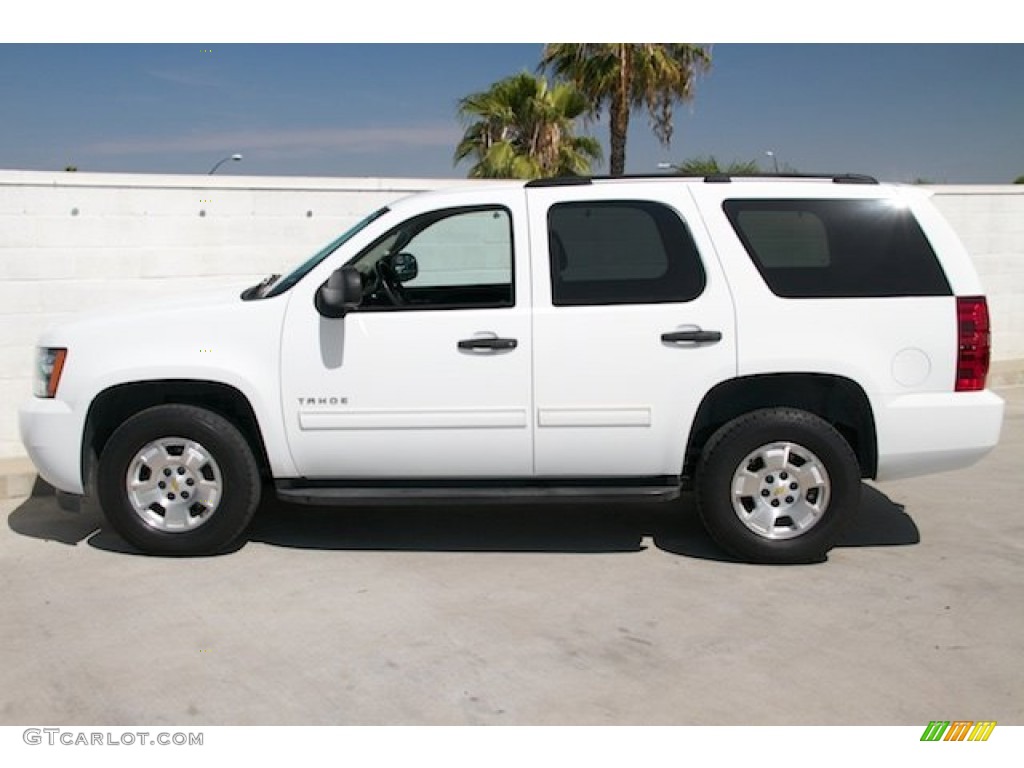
xmin=1 ymin=43 xmax=1021 ymax=182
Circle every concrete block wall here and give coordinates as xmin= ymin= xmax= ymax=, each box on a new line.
xmin=929 ymin=186 xmax=1024 ymax=365
xmin=0 ymin=170 xmax=444 ymax=458
xmin=1 ymin=170 xmax=1022 ymax=459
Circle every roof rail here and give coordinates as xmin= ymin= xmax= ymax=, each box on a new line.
xmin=524 ymin=176 xmax=592 ymax=188
xmin=525 ymin=172 xmax=879 ymax=187
xmin=831 ymin=174 xmax=879 ymax=184
xmin=700 ymin=172 xmax=879 ymax=184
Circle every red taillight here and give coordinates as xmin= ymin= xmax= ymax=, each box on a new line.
xmin=956 ymin=296 xmax=991 ymax=392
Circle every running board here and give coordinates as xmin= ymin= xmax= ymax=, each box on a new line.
xmin=274 ymin=478 xmax=681 ymax=506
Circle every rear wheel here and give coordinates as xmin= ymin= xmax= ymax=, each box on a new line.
xmin=695 ymin=408 xmax=861 ymax=564
xmin=97 ymin=404 xmax=261 ymax=555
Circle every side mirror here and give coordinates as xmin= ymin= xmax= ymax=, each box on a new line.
xmin=384 ymin=252 xmax=419 ymax=283
xmin=315 ymin=266 xmax=363 ymax=318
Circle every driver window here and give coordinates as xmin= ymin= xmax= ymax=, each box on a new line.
xmin=350 ymin=206 xmax=513 ymax=310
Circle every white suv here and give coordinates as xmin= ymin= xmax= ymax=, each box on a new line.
xmin=19 ymin=174 xmax=1005 ymax=562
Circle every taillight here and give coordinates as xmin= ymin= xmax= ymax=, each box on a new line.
xmin=956 ymin=296 xmax=991 ymax=392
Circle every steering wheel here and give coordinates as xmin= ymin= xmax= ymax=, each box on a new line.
xmin=374 ymin=258 xmax=406 ymax=306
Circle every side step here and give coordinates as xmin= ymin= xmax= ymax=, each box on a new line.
xmin=274 ymin=478 xmax=682 ymax=506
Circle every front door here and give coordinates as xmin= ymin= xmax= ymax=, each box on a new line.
xmin=280 ymin=191 xmax=533 ymax=478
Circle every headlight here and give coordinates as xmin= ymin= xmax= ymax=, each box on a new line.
xmin=34 ymin=347 xmax=67 ymax=398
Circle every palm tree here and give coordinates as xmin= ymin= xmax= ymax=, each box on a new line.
xmin=454 ymin=72 xmax=602 ymax=179
xmin=541 ymin=43 xmax=711 ymax=177
xmin=668 ymin=155 xmax=761 ymax=175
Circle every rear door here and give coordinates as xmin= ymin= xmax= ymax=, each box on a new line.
xmin=527 ymin=181 xmax=737 ymax=478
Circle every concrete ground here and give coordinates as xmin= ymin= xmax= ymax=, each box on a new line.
xmin=2 ymin=389 xmax=1022 ymax=726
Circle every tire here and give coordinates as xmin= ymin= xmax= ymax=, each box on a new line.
xmin=96 ymin=404 xmax=261 ymax=555
xmin=695 ymin=408 xmax=861 ymax=564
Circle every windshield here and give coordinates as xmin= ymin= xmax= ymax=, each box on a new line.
xmin=264 ymin=207 xmax=389 ymax=298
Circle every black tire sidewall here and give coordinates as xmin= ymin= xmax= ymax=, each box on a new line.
xmin=695 ymin=408 xmax=861 ymax=564
xmin=97 ymin=405 xmax=261 ymax=555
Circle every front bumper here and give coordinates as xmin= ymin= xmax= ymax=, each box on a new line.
xmin=18 ymin=397 xmax=85 ymax=494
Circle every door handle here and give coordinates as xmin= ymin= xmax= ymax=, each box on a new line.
xmin=661 ymin=329 xmax=722 ymax=344
xmin=458 ymin=337 xmax=518 ymax=351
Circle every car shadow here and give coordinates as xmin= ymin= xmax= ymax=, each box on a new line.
xmin=7 ymin=482 xmax=919 ymax=562
xmin=6 ymin=493 xmax=104 ymax=547
xmin=835 ymin=483 xmax=921 ymax=547
xmin=248 ymin=497 xmax=674 ymax=554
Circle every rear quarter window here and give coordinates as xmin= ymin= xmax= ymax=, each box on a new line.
xmin=723 ymin=199 xmax=952 ymax=298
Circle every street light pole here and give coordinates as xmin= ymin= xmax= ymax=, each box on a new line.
xmin=209 ymin=154 xmax=243 ymax=174
xmin=765 ymin=150 xmax=780 ymax=174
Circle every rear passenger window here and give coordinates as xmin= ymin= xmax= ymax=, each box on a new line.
xmin=548 ymin=200 xmax=706 ymax=306
xmin=723 ymin=199 xmax=952 ymax=298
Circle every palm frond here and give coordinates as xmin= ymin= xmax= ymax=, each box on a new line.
xmin=454 ymin=71 xmax=601 ymax=179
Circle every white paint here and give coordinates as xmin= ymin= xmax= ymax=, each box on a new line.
xmin=873 ymin=389 xmax=1005 ymax=481
xmin=526 ymin=181 xmax=737 ymax=477
xmin=691 ymin=184 xmax=959 ymax=399
xmin=891 ymin=348 xmax=932 ymax=388
xmin=537 ymin=408 xmax=652 ymax=428
xmin=278 ymin=184 xmax=534 ymax=479
xmin=298 ymin=408 xmax=529 ymax=431
xmin=2 ymin=171 xmax=1022 ymax=459
xmin=13 ymin=176 xmax=1007 ymax=501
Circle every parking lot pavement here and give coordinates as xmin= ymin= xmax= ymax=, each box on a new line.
xmin=2 ymin=388 xmax=1022 ymax=726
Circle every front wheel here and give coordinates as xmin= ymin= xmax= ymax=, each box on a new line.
xmin=97 ymin=405 xmax=261 ymax=555
xmin=695 ymin=408 xmax=861 ymax=564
